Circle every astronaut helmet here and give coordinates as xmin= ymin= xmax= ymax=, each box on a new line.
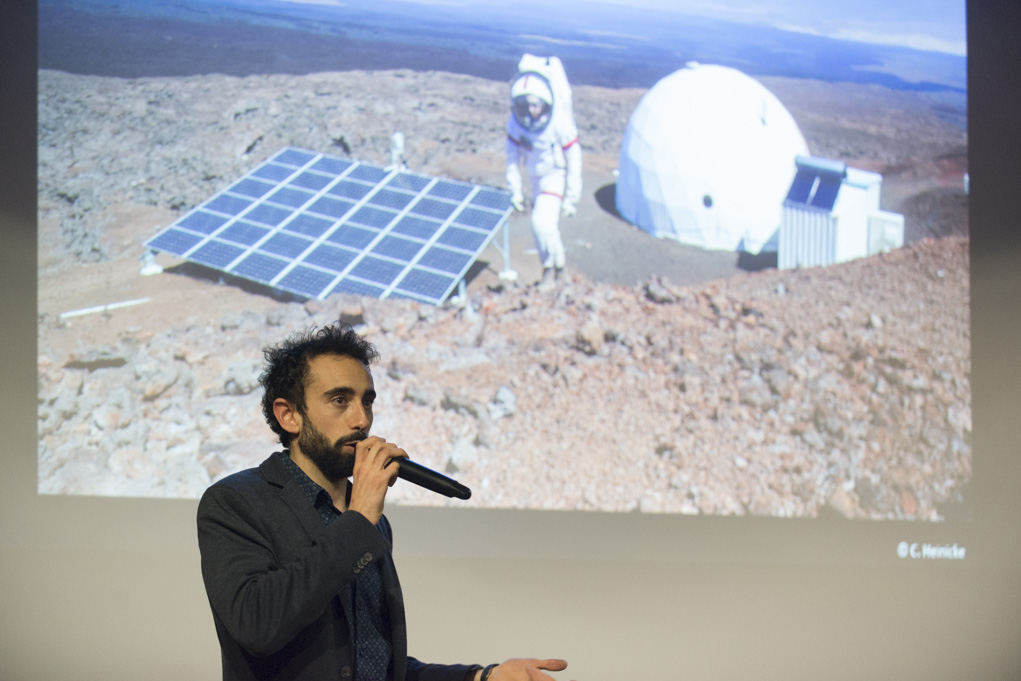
xmin=510 ymin=72 xmax=554 ymax=133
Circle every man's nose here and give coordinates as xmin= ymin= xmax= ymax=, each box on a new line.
xmin=347 ymin=402 xmax=370 ymax=430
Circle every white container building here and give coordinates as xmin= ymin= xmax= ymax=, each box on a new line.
xmin=779 ymin=156 xmax=904 ymax=269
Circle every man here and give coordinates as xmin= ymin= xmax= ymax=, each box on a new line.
xmin=505 ymin=55 xmax=582 ymax=291
xmin=197 ymin=323 xmax=569 ymax=681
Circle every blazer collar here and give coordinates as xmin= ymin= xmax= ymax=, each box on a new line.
xmin=258 ymin=451 xmax=332 ymax=540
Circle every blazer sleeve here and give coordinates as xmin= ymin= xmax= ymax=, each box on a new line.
xmin=406 ymin=658 xmax=479 ymax=681
xmin=197 ymin=478 xmax=392 ymax=658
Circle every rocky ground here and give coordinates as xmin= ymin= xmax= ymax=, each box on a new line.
xmin=36 ymin=68 xmax=971 ymax=519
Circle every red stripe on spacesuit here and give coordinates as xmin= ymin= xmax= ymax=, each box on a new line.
xmin=562 ymin=137 xmax=579 ymax=150
xmin=538 ymin=191 xmax=564 ymax=199
xmin=507 ymin=134 xmax=521 ymax=146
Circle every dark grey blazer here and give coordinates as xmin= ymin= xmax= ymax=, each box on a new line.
xmin=197 ymin=452 xmax=474 ymax=681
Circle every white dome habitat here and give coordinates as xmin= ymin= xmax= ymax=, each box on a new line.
xmin=616 ymin=63 xmax=809 ymax=253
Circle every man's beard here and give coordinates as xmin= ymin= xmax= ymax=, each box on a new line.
xmin=296 ymin=418 xmax=365 ymax=484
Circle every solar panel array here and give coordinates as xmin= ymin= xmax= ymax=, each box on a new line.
xmin=145 ymin=147 xmax=514 ymax=305
xmin=785 ymin=164 xmax=843 ymax=212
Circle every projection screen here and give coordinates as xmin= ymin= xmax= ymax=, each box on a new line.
xmin=33 ymin=0 xmax=995 ymax=567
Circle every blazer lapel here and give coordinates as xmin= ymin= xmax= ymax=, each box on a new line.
xmin=258 ymin=452 xmax=328 ymax=544
xmin=258 ymin=452 xmax=357 ymax=630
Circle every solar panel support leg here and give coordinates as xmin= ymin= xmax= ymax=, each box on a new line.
xmin=497 ymin=220 xmax=518 ymax=282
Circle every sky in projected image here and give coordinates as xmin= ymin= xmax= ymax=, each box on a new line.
xmin=37 ymin=0 xmax=970 ymax=521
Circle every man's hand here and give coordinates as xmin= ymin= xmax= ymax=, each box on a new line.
xmin=561 ymin=200 xmax=577 ymax=217
xmin=347 ymin=436 xmax=406 ymax=525
xmin=511 ymin=193 xmax=526 ymax=212
xmin=485 ymin=658 xmax=570 ymax=681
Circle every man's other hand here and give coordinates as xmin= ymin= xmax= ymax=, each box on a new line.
xmin=487 ymin=658 xmax=571 ymax=681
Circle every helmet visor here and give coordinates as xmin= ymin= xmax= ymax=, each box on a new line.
xmin=513 ymin=94 xmax=552 ymax=132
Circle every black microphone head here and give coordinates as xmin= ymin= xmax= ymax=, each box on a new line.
xmin=396 ymin=457 xmax=472 ymax=500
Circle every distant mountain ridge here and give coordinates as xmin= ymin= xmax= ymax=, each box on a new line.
xmin=40 ymin=0 xmax=966 ymax=94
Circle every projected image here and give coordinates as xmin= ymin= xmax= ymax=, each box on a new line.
xmin=37 ymin=0 xmax=969 ymax=520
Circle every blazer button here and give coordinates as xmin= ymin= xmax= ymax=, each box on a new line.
xmin=341 ymin=665 xmax=352 ymax=678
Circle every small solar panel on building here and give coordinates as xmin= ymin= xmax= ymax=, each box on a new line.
xmin=145 ymin=147 xmax=514 ymax=305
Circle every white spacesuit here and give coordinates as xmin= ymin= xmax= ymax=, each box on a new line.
xmin=506 ymin=55 xmax=582 ymax=289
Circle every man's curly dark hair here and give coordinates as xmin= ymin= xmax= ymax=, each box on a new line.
xmin=259 ymin=323 xmax=380 ymax=446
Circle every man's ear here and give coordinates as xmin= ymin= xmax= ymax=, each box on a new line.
xmin=273 ymin=398 xmax=302 ymax=437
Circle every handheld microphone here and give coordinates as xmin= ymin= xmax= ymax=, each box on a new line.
xmin=395 ymin=458 xmax=472 ymax=500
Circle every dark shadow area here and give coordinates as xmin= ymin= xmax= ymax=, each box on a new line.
xmin=166 ymin=258 xmax=489 ymax=307
xmin=736 ymin=249 xmax=778 ymax=272
xmin=163 ymin=261 xmax=306 ymax=303
xmin=594 ymin=183 xmax=622 ymax=219
xmin=459 ymin=258 xmax=491 ymax=290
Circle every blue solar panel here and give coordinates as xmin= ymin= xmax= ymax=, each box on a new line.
xmin=454 ymin=207 xmax=502 ymax=231
xmin=291 ymin=172 xmax=334 ymax=191
xmin=148 ymin=228 xmax=204 ymax=255
xmin=145 ymin=147 xmax=513 ymax=304
xmin=230 ymin=178 xmax=276 ymax=199
xmin=372 ymin=235 xmax=425 ymax=261
xmin=284 ymin=214 xmax=334 ymax=239
xmin=274 ymin=148 xmax=317 ymax=166
xmin=179 ymin=211 xmax=230 ymax=234
xmin=392 ymin=215 xmax=442 ymax=240
xmin=394 ymin=269 xmax=455 ymax=299
xmin=410 ymin=197 xmax=458 ymax=220
xmin=348 ymin=165 xmax=388 ymax=183
xmin=309 ymin=196 xmax=355 ymax=219
xmin=261 ymin=232 xmax=313 ymax=259
xmin=785 ymin=162 xmax=845 ymax=211
xmin=429 ymin=180 xmax=473 ymax=202
xmin=369 ymin=189 xmax=415 ymax=211
xmin=329 ymin=181 xmax=372 ymax=201
xmin=349 ymin=205 xmax=397 ymax=230
xmin=268 ymin=186 xmax=315 ymax=208
xmin=811 ymin=178 xmax=841 ymax=211
xmin=326 ymin=224 xmax=378 ymax=250
xmin=437 ymin=226 xmax=487 ymax=251
xmin=252 ymin=163 xmax=296 ymax=182
xmin=220 ymin=221 xmax=270 ymax=246
xmin=418 ymin=246 xmax=471 ymax=274
xmin=786 ymin=170 xmax=815 ymax=204
xmin=331 ymin=279 xmax=385 ymax=298
xmin=471 ymin=188 xmax=513 ymax=211
xmin=245 ymin=203 xmax=293 ymax=227
xmin=234 ymin=252 xmax=290 ymax=282
xmin=351 ymin=256 xmax=404 ymax=286
xmin=278 ymin=266 xmax=337 ymax=298
xmin=387 ymin=172 xmax=430 ymax=193
xmin=192 ymin=241 xmax=245 ymax=268
xmin=206 ymin=194 xmax=253 ymax=216
xmin=311 ymin=157 xmax=352 ymax=175
xmin=306 ymin=243 xmax=357 ymax=272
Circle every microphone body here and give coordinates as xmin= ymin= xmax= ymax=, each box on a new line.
xmin=396 ymin=458 xmax=472 ymax=500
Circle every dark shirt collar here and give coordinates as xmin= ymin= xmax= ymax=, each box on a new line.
xmin=277 ymin=450 xmax=342 ymax=525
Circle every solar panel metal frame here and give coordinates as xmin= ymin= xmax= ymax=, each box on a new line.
xmin=145 ymin=147 xmax=515 ymax=305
